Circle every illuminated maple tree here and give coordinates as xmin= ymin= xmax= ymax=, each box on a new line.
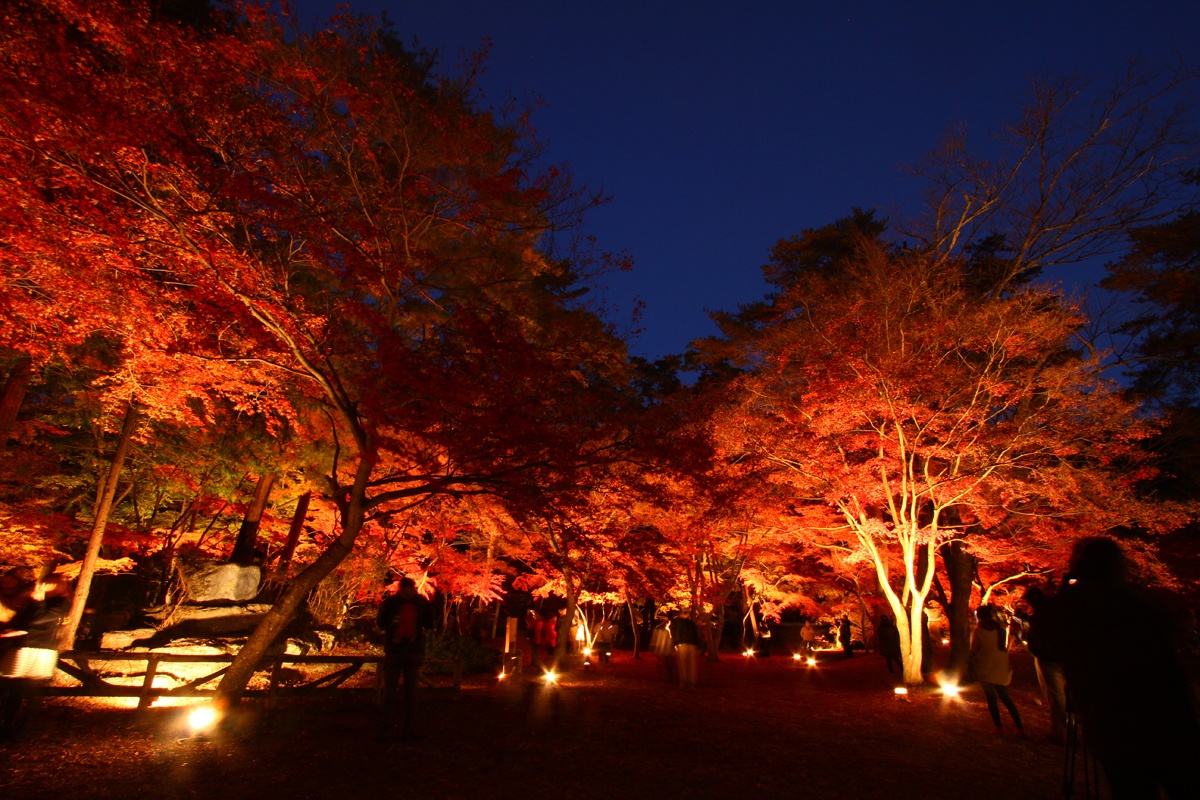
xmin=0 ymin=0 xmax=635 ymax=694
xmin=711 ymin=241 xmax=1169 ymax=683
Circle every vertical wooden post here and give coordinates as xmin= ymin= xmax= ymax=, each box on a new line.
xmin=137 ymin=655 xmax=160 ymax=711
xmin=267 ymin=660 xmax=283 ymax=709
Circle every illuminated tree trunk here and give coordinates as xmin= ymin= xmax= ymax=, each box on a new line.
xmin=228 ymin=472 xmax=276 ymax=564
xmin=271 ymin=491 xmax=310 ymax=580
xmin=553 ymin=563 xmax=579 ymax=668
xmin=0 ymin=356 xmax=32 ymax=449
xmin=217 ymin=449 xmax=374 ymax=702
xmin=625 ymin=593 xmax=641 ymax=659
xmin=939 ymin=540 xmax=976 ymax=681
xmin=64 ymin=400 xmax=140 ymax=647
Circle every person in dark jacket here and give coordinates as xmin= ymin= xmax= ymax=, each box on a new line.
xmin=1019 ymin=586 xmax=1067 ymax=744
xmin=1044 ymin=538 xmax=1200 ymax=799
xmin=877 ymin=614 xmax=902 ymax=675
xmin=377 ymin=576 xmax=433 ymax=742
xmin=838 ymin=617 xmax=854 ymax=658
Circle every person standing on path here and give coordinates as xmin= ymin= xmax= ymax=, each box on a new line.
xmin=800 ymin=619 xmax=816 ymax=655
xmin=1018 ymin=586 xmax=1067 ymax=744
xmin=838 ymin=617 xmax=854 ymax=659
xmin=377 ymin=576 xmax=433 ymax=742
xmin=669 ymin=610 xmax=700 ymax=686
xmin=970 ymin=604 xmax=1024 ymax=737
xmin=1044 ymin=538 xmax=1200 ymax=799
xmin=877 ymin=614 xmax=902 ymax=675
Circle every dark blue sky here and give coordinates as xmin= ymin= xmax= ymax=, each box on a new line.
xmin=292 ymin=1 xmax=1200 ymax=359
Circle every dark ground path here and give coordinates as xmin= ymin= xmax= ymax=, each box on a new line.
xmin=0 ymin=648 xmax=1077 ymax=799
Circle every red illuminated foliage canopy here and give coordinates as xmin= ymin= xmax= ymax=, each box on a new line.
xmin=706 ymin=240 xmax=1173 ymax=683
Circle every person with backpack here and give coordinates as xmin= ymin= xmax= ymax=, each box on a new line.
xmin=377 ymin=576 xmax=433 ymax=742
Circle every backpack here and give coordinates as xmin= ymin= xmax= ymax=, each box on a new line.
xmin=391 ymin=601 xmax=419 ymax=645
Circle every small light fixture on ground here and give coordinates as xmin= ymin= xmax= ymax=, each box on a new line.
xmin=543 ymin=670 xmax=558 ymax=685
xmin=893 ymin=686 xmax=908 ymax=696
xmin=806 ymin=656 xmax=817 ymax=667
xmin=743 ymin=648 xmax=755 ymax=657
xmin=940 ymin=681 xmax=960 ymax=698
xmin=498 ymin=670 xmax=507 ymax=681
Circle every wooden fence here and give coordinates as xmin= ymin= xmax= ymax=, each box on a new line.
xmin=47 ymin=651 xmax=463 ymax=710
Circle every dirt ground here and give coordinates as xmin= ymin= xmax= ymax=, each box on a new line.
xmin=0 ymin=647 xmax=1082 ymax=800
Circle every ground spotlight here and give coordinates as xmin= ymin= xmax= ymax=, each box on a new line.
xmin=188 ymin=706 xmax=219 ymax=734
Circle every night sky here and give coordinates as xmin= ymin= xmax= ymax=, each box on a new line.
xmin=292 ymin=1 xmax=1200 ymax=360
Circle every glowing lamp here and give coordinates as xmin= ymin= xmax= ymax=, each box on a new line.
xmin=583 ymin=647 xmax=593 ymax=657
xmin=893 ymin=686 xmax=908 ymax=696
xmin=498 ymin=670 xmax=507 ymax=681
xmin=543 ymin=670 xmax=558 ymax=685
xmin=940 ymin=682 xmax=960 ymax=698
xmin=188 ymin=706 xmax=218 ymax=733
xmin=792 ymin=653 xmax=802 ymax=661
xmin=806 ymin=657 xmax=817 ymax=667
xmin=743 ymin=649 xmax=755 ymax=657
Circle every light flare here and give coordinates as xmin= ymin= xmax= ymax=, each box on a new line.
xmin=188 ymin=706 xmax=219 ymax=732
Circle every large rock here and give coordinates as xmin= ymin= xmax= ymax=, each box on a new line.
xmin=178 ymin=561 xmax=261 ymax=603
xmin=99 ymin=628 xmax=158 ymax=651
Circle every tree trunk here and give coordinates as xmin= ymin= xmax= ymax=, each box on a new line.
xmin=217 ymin=442 xmax=375 ymax=702
xmin=939 ymin=540 xmax=977 ymax=681
xmin=0 ymin=356 xmax=32 ymax=449
xmin=229 ymin=472 xmax=276 ymax=564
xmin=64 ymin=401 xmax=140 ymax=647
xmin=554 ymin=570 xmax=578 ymax=668
xmin=625 ymin=593 xmax=641 ymax=659
xmin=270 ymin=491 xmax=310 ymax=579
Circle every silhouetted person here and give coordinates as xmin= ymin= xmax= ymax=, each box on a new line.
xmin=838 ymin=617 xmax=854 ymax=658
xmin=669 ymin=610 xmax=699 ymax=686
xmin=877 ymin=614 xmax=902 ymax=675
xmin=1019 ymin=586 xmax=1067 ymax=744
xmin=650 ymin=615 xmax=676 ymax=682
xmin=377 ymin=577 xmax=433 ymax=742
xmin=970 ymin=604 xmax=1024 ymax=737
xmin=1045 ymin=538 xmax=1200 ymax=799
xmin=595 ymin=618 xmax=617 ymax=663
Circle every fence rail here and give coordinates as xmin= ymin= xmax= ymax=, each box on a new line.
xmin=46 ymin=651 xmax=462 ymax=709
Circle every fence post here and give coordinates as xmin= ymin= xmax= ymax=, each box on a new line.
xmin=137 ymin=655 xmax=160 ymax=711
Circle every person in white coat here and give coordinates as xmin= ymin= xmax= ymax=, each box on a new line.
xmin=970 ymin=604 xmax=1024 ymax=737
